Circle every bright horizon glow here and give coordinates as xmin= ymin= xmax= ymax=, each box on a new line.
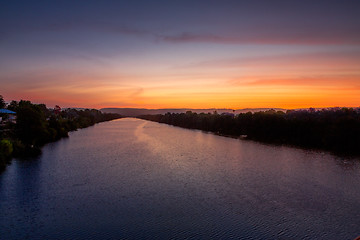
xmin=1 ymin=1 xmax=360 ymax=109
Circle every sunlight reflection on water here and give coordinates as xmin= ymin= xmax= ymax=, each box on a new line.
xmin=0 ymin=118 xmax=359 ymax=239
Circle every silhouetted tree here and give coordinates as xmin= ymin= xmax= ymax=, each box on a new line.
xmin=15 ymin=100 xmax=49 ymax=149
xmin=7 ymin=100 xmax=18 ymax=111
xmin=0 ymin=96 xmax=122 ymax=170
xmin=0 ymin=95 xmax=5 ymax=109
xmin=139 ymin=108 xmax=360 ymax=155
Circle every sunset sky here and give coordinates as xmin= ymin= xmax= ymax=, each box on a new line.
xmin=1 ymin=0 xmax=360 ymax=109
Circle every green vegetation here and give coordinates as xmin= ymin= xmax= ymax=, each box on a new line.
xmin=139 ymin=108 xmax=360 ymax=155
xmin=0 ymin=95 xmax=121 ymax=171
xmin=0 ymin=140 xmax=13 ymax=170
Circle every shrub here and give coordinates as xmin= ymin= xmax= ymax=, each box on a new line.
xmin=0 ymin=139 xmax=13 ymax=170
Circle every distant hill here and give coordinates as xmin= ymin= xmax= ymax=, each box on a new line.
xmin=100 ymin=108 xmax=287 ymax=117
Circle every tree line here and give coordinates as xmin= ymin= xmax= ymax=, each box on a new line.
xmin=139 ymin=108 xmax=360 ymax=155
xmin=0 ymin=96 xmax=121 ymax=171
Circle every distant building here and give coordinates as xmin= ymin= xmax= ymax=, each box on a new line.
xmin=0 ymin=109 xmax=17 ymax=123
xmin=221 ymin=112 xmax=235 ymax=117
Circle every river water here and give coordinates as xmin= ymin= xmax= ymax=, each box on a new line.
xmin=0 ymin=118 xmax=359 ymax=239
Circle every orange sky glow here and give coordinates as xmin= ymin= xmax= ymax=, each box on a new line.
xmin=1 ymin=1 xmax=360 ymax=110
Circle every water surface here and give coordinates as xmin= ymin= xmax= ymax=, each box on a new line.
xmin=1 ymin=118 xmax=359 ymax=239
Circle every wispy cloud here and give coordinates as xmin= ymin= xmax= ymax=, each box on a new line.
xmin=1 ymin=20 xmax=151 ymax=41
xmin=5 ymin=20 xmax=360 ymax=46
xmin=159 ymin=30 xmax=360 ymax=45
xmin=181 ymin=51 xmax=360 ymax=70
xmin=228 ymin=74 xmax=360 ymax=88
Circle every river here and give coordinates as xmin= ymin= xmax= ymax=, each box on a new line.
xmin=0 ymin=118 xmax=359 ymax=239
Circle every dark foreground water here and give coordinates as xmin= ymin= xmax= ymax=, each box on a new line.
xmin=0 ymin=118 xmax=359 ymax=239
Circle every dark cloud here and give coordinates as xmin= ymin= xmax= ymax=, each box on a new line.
xmin=159 ymin=29 xmax=360 ymax=45
xmin=2 ymin=0 xmax=359 ymax=45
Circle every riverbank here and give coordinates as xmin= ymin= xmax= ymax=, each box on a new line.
xmin=0 ymin=98 xmax=121 ymax=172
xmin=138 ymin=108 xmax=360 ymax=156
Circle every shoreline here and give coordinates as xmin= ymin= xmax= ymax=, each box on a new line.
xmin=138 ymin=109 xmax=360 ymax=158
